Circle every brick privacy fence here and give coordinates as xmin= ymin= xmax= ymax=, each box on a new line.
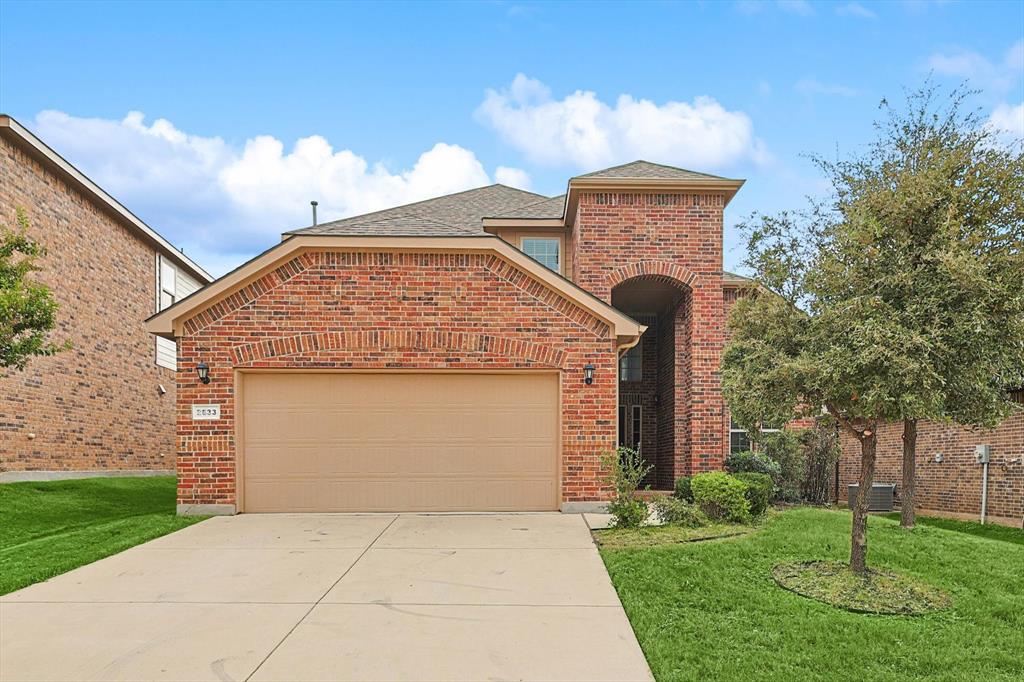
xmin=175 ymin=250 xmax=620 ymax=510
xmin=0 ymin=135 xmax=176 ymax=473
xmin=839 ymin=412 xmax=1024 ymax=524
xmin=571 ymin=191 xmax=726 ymax=478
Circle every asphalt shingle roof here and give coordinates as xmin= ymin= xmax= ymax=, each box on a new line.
xmin=574 ymin=160 xmax=731 ymax=181
xmin=287 ymin=184 xmax=547 ymax=236
xmin=286 ymin=161 xmax=736 ymax=237
xmin=490 ymin=195 xmax=566 ymax=220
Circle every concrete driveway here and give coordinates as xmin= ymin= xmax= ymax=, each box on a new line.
xmin=0 ymin=513 xmax=652 ymax=682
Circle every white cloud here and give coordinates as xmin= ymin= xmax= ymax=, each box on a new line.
xmin=988 ymin=102 xmax=1024 ymax=139
xmin=494 ymin=166 xmax=532 ymax=190
xmin=926 ymin=40 xmax=1024 ymax=93
xmin=794 ymin=79 xmax=861 ymax=97
xmin=476 ymin=74 xmax=767 ymax=170
xmin=836 ymin=2 xmax=877 ymax=19
xmin=31 ymin=111 xmax=526 ymax=275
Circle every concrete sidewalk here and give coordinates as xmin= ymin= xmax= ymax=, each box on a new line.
xmin=0 ymin=513 xmax=653 ymax=681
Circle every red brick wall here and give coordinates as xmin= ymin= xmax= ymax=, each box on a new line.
xmin=838 ymin=413 xmax=1024 ymax=522
xmin=0 ymin=135 xmax=177 ymax=472
xmin=655 ymin=307 xmax=676 ymax=488
xmin=571 ymin=191 xmax=726 ymax=478
xmin=175 ymin=250 xmax=620 ymax=509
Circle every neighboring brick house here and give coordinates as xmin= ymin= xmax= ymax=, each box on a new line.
xmin=0 ymin=115 xmax=211 ymax=481
xmin=838 ymin=403 xmax=1024 ymax=526
xmin=148 ymin=161 xmax=755 ymax=515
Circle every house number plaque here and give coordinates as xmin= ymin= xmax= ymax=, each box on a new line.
xmin=191 ymin=404 xmax=221 ymax=420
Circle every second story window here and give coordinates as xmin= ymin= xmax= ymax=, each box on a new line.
xmin=159 ymin=257 xmax=177 ymax=311
xmin=522 ymin=238 xmax=560 ymax=272
xmin=619 ymin=342 xmax=642 ymax=382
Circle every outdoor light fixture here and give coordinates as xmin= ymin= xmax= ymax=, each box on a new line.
xmin=583 ymin=364 xmax=595 ymax=385
xmin=196 ymin=362 xmax=211 ymax=385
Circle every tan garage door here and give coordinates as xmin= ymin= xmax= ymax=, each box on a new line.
xmin=240 ymin=372 xmax=559 ymax=512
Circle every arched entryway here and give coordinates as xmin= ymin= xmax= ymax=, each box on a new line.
xmin=610 ymin=271 xmax=693 ymax=489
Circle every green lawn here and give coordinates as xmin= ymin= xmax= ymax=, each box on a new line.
xmin=881 ymin=512 xmax=1024 ymax=545
xmin=0 ymin=476 xmax=205 ymax=595
xmin=600 ymin=507 xmax=1024 ymax=681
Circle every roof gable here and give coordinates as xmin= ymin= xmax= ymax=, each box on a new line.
xmin=0 ymin=115 xmax=212 ymax=282
xmin=146 ymin=235 xmax=645 ymax=343
xmin=574 ymin=160 xmax=733 ymax=181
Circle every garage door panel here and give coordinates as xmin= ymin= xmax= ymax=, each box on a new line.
xmin=241 ymin=373 xmax=559 ymax=512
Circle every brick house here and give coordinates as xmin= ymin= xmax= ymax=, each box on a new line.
xmin=148 ymin=161 xmax=756 ymax=515
xmin=838 ymin=403 xmax=1023 ymax=526
xmin=0 ymin=115 xmax=212 ymax=481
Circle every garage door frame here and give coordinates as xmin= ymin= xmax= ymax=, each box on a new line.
xmin=234 ymin=368 xmax=563 ymax=513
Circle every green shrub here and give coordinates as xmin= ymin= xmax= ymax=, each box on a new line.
xmin=673 ymin=476 xmax=693 ymax=502
xmin=651 ymin=495 xmax=709 ymax=528
xmin=724 ymin=450 xmax=783 ymax=482
xmin=733 ymin=472 xmax=773 ymax=516
xmin=691 ymin=471 xmax=751 ymax=523
xmin=801 ymin=418 xmax=841 ymax=504
xmin=606 ymin=497 xmax=649 ymax=528
xmin=601 ymin=446 xmax=652 ymax=528
xmin=760 ymin=430 xmax=805 ymax=502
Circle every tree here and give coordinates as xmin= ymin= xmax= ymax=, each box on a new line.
xmin=812 ymin=82 xmax=1024 ymax=528
xmin=0 ymin=208 xmax=67 ymax=370
xmin=724 ymin=81 xmax=1024 ymax=572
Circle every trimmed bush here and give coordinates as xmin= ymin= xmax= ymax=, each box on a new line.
xmin=691 ymin=471 xmax=751 ymax=523
xmin=674 ymin=476 xmax=693 ymax=502
xmin=652 ymin=495 xmax=709 ymax=528
xmin=724 ymin=450 xmax=783 ymax=482
xmin=733 ymin=472 xmax=773 ymax=516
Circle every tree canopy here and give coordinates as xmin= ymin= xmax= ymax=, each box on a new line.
xmin=0 ymin=208 xmax=67 ymax=370
xmin=723 ymin=81 xmax=1024 ymax=571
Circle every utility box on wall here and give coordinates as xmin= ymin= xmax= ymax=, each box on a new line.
xmin=974 ymin=444 xmax=991 ymax=464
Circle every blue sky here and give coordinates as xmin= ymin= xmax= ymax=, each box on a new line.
xmin=1 ymin=0 xmax=1022 ymax=276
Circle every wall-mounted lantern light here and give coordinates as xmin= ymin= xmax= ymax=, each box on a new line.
xmin=583 ymin=364 xmax=595 ymax=385
xmin=196 ymin=361 xmax=211 ymax=384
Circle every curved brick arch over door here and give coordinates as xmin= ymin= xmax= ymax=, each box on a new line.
xmin=605 ymin=260 xmax=698 ymax=293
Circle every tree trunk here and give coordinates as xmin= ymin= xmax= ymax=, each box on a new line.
xmin=850 ymin=430 xmax=877 ymax=575
xmin=901 ymin=418 xmax=918 ymax=529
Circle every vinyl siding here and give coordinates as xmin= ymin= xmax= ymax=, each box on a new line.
xmin=155 ymin=257 xmax=202 ymax=370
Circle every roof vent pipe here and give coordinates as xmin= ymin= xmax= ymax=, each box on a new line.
xmin=311 ymin=200 xmax=319 ymax=226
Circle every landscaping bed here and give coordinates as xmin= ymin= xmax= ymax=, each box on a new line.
xmin=600 ymin=507 xmax=1024 ymax=681
xmin=0 ymin=476 xmax=204 ymax=595
xmin=772 ymin=560 xmax=951 ymax=615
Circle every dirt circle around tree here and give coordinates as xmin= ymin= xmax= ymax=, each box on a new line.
xmin=772 ymin=561 xmax=952 ymax=615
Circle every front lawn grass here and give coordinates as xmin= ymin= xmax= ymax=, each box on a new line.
xmin=0 ymin=476 xmax=204 ymax=595
xmin=594 ymin=522 xmax=756 ymax=549
xmin=600 ymin=507 xmax=1023 ymax=681
xmin=881 ymin=512 xmax=1024 ymax=545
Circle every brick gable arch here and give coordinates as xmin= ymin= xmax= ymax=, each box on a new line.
xmin=605 ymin=260 xmax=698 ymax=292
xmin=231 ymin=330 xmax=567 ymax=368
